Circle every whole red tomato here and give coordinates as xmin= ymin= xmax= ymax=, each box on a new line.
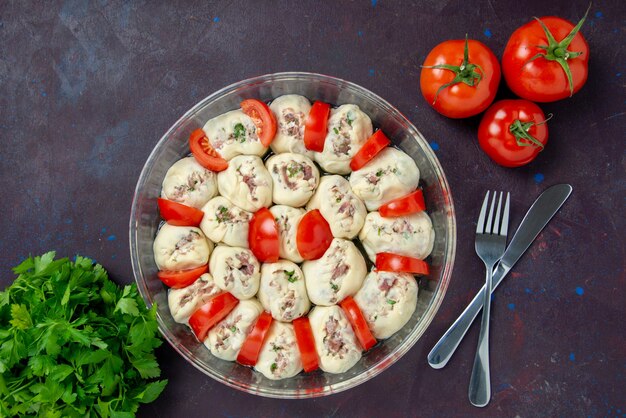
xmin=502 ymin=9 xmax=590 ymax=102
xmin=478 ymin=99 xmax=549 ymax=167
xmin=420 ymin=37 xmax=501 ymax=118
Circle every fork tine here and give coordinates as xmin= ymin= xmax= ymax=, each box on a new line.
xmin=476 ymin=191 xmax=490 ymax=234
xmin=485 ymin=191 xmax=497 ymax=234
xmin=493 ymin=191 xmax=503 ymax=234
xmin=500 ymin=192 xmax=511 ymax=237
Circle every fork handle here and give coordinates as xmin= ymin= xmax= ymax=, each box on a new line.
xmin=468 ymin=266 xmax=493 ymax=407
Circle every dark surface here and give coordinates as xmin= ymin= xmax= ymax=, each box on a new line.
xmin=1 ymin=1 xmax=625 ymax=417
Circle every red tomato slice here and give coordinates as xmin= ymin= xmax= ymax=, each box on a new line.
xmin=378 ymin=189 xmax=426 ymax=217
xmin=248 ymin=208 xmax=279 ymax=263
xmin=292 ymin=317 xmax=319 ymax=373
xmin=189 ymin=128 xmax=228 ymax=172
xmin=304 ymin=101 xmax=331 ymax=152
xmin=350 ymin=130 xmax=391 ymax=171
xmin=296 ymin=209 xmax=333 ymax=260
xmin=376 ymin=252 xmax=430 ymax=275
xmin=157 ymin=198 xmax=204 ymax=226
xmin=236 ymin=311 xmax=273 ymax=366
xmin=189 ymin=292 xmax=239 ymax=341
xmin=241 ymin=99 xmax=277 ymax=147
xmin=157 ymin=264 xmax=209 ymax=289
xmin=339 ymin=296 xmax=377 ymax=351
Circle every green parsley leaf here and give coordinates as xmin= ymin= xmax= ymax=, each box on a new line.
xmin=34 ymin=251 xmax=56 ymax=273
xmin=333 ymin=127 xmax=339 ymax=135
xmin=270 ymin=363 xmax=277 ymax=372
xmin=286 ymin=163 xmax=302 ymax=178
xmin=0 ymin=290 xmax=9 ymax=308
xmin=10 ymin=304 xmax=32 ymax=330
xmin=330 ymin=283 xmax=339 ymax=291
xmin=75 ymin=349 xmax=110 ymax=367
xmin=131 ymin=356 xmax=161 ymax=379
xmin=216 ymin=206 xmax=231 ymax=223
xmin=233 ymin=123 xmax=246 ymax=142
xmin=284 ymin=270 xmax=297 ymax=283
xmin=11 ymin=255 xmax=35 ymax=274
xmin=387 ymin=299 xmax=397 ymax=305
xmin=346 ymin=112 xmax=354 ymax=127
xmin=115 ymin=293 xmax=139 ymax=316
xmin=376 ymin=169 xmax=384 ymax=177
xmin=48 ymin=364 xmax=74 ymax=382
xmin=129 ymin=316 xmax=158 ymax=347
xmin=28 ymin=355 xmax=56 ymax=376
xmin=136 ymin=380 xmax=168 ymax=404
xmin=0 ymin=253 xmax=166 ymax=416
xmin=110 ymin=411 xmax=135 ymax=418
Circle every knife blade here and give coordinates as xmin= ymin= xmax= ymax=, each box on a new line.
xmin=427 ymin=184 xmax=573 ymax=369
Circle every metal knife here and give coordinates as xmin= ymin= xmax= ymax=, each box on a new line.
xmin=427 ymin=184 xmax=573 ymax=369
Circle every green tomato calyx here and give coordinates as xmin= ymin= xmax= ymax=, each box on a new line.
xmin=422 ymin=34 xmax=485 ymax=104
xmin=525 ymin=5 xmax=590 ymax=97
xmin=509 ymin=114 xmax=553 ymax=149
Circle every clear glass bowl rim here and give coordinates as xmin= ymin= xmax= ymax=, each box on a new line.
xmin=129 ymin=71 xmax=456 ymax=399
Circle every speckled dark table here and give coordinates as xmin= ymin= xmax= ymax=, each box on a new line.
xmin=1 ymin=1 xmax=625 ymax=417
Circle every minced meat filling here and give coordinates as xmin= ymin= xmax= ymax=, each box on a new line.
xmin=323 ymin=316 xmax=349 ymax=359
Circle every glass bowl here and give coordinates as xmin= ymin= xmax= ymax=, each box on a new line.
xmin=129 ymin=72 xmax=456 ymax=399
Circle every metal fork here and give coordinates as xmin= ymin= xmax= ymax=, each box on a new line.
xmin=468 ymin=191 xmax=510 ymax=407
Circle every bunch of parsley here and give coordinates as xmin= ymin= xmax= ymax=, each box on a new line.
xmin=0 ymin=252 xmax=167 ymax=417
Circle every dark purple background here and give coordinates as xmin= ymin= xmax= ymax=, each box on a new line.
xmin=1 ymin=1 xmax=624 ymax=417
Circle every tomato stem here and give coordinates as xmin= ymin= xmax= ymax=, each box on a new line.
xmin=525 ymin=4 xmax=591 ymax=97
xmin=509 ymin=114 xmax=553 ymax=149
xmin=421 ymin=34 xmax=484 ymax=104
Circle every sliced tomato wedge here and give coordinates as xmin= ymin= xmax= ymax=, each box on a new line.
xmin=236 ymin=311 xmax=273 ymax=366
xmin=157 ymin=264 xmax=208 ymax=289
xmin=350 ymin=130 xmax=391 ymax=171
xmin=379 ymin=189 xmax=426 ymax=217
xmin=248 ymin=208 xmax=279 ymax=263
xmin=241 ymin=99 xmax=277 ymax=147
xmin=296 ymin=209 xmax=333 ymax=260
xmin=157 ymin=198 xmax=204 ymax=226
xmin=376 ymin=252 xmax=430 ymax=275
xmin=189 ymin=128 xmax=228 ymax=172
xmin=292 ymin=317 xmax=319 ymax=373
xmin=304 ymin=101 xmax=331 ymax=152
xmin=188 ymin=292 xmax=239 ymax=341
xmin=339 ymin=296 xmax=377 ymax=351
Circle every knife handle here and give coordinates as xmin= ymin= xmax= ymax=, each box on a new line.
xmin=428 ymin=263 xmax=508 ymax=369
xmin=427 ymin=281 xmax=490 ymax=369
